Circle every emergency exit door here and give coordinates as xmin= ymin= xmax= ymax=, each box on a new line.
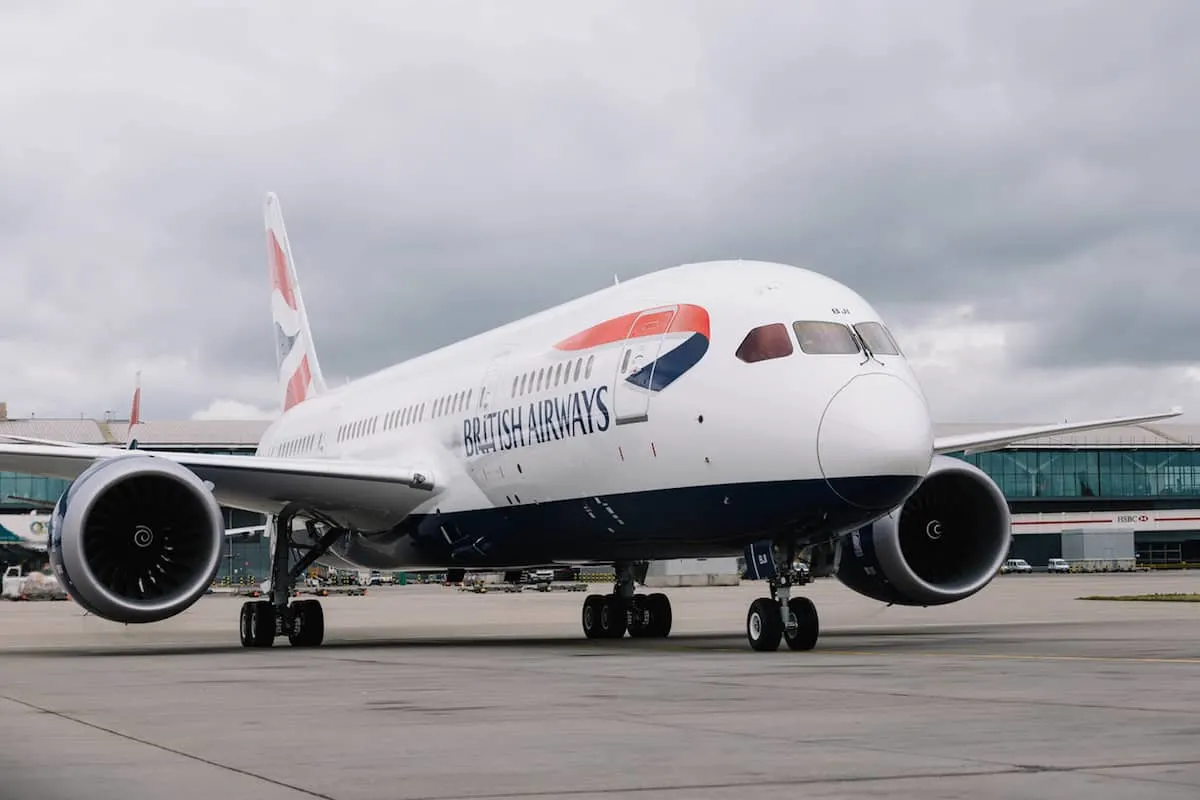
xmin=612 ymin=306 xmax=678 ymax=425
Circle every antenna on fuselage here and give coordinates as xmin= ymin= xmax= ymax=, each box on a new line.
xmin=613 ymin=274 xmax=619 ymax=286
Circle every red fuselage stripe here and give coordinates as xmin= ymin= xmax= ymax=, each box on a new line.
xmin=553 ymin=303 xmax=711 ymax=351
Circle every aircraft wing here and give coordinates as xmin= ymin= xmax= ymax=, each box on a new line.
xmin=933 ymin=408 xmax=1184 ymax=455
xmin=0 ymin=440 xmax=439 ymax=529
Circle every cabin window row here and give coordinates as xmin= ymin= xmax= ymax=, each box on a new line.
xmin=510 ymin=354 xmax=595 ymax=399
xmin=271 ymin=433 xmax=323 ymax=458
xmin=335 ymin=384 xmax=478 ymax=446
xmin=735 ymin=320 xmax=902 ymax=364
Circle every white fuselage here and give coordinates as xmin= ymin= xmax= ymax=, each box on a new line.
xmin=254 ymin=260 xmax=935 ymax=571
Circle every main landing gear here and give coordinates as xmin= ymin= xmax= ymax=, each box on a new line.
xmin=240 ymin=505 xmax=346 ymax=649
xmin=744 ymin=540 xmax=821 ymax=652
xmin=580 ymin=563 xmax=673 ymax=639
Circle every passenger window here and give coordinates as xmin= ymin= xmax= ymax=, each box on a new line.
xmin=574 ymin=358 xmax=582 ymax=382
xmin=585 ymin=355 xmax=594 ymax=379
xmin=537 ymin=368 xmax=544 ymax=391
xmin=792 ymin=321 xmax=861 ymax=355
xmin=854 ymin=322 xmax=901 ymax=356
xmin=511 ymin=377 xmax=518 ymax=397
xmin=735 ymin=323 xmax=794 ymax=363
xmin=554 ymin=363 xmax=563 ymax=386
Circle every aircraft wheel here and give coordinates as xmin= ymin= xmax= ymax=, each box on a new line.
xmin=646 ymin=592 xmax=672 ymax=638
xmin=241 ymin=600 xmax=276 ymax=648
xmin=581 ymin=594 xmax=605 ymax=639
xmin=597 ymin=594 xmax=627 ymax=638
xmin=747 ymin=597 xmax=782 ymax=652
xmin=783 ymin=596 xmax=819 ymax=651
xmin=288 ymin=599 xmax=325 ymax=647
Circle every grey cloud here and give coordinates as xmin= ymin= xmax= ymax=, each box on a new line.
xmin=2 ymin=0 xmax=1199 ymax=420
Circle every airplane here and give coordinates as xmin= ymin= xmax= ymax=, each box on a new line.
xmin=0 ymin=192 xmax=1182 ymax=652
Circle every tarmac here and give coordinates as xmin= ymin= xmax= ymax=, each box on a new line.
xmin=2 ymin=571 xmax=1199 ymax=799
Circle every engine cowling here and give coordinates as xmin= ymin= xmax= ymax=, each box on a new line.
xmin=48 ymin=454 xmax=225 ymax=623
xmin=835 ymin=455 xmax=1011 ymax=606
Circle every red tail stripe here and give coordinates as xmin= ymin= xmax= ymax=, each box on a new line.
xmin=284 ymin=354 xmax=312 ymax=411
xmin=268 ymin=230 xmax=298 ymax=311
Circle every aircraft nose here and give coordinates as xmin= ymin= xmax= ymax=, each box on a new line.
xmin=817 ymin=373 xmax=933 ymax=510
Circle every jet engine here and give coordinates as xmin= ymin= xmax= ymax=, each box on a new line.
xmin=47 ymin=454 xmax=225 ymax=623
xmin=835 ymin=455 xmax=1011 ymax=606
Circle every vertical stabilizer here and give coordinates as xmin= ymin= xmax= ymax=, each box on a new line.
xmin=126 ymin=371 xmax=142 ymax=450
xmin=264 ymin=192 xmax=327 ymax=412
xmin=129 ymin=371 xmax=142 ymax=427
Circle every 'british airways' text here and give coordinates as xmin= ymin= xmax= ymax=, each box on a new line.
xmin=463 ymin=385 xmax=611 ymax=457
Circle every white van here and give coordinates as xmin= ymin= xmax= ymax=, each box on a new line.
xmin=1001 ymin=558 xmax=1033 ymax=574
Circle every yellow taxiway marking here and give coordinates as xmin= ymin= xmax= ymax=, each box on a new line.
xmin=817 ymin=649 xmax=1200 ymax=665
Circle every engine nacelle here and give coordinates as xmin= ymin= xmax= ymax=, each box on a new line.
xmin=48 ymin=454 xmax=225 ymax=623
xmin=836 ymin=455 xmax=1011 ymax=606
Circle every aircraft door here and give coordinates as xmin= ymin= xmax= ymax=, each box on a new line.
xmin=612 ymin=306 xmax=678 ymax=425
xmin=477 ymin=349 xmax=512 ymax=415
xmin=473 ymin=350 xmax=512 ymax=458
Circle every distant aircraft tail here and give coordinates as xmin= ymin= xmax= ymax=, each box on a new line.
xmin=264 ymin=192 xmax=327 ymax=412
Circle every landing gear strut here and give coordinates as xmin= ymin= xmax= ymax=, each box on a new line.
xmin=745 ymin=541 xmax=820 ymax=652
xmin=580 ymin=562 xmax=672 ymax=640
xmin=239 ymin=504 xmax=346 ymax=649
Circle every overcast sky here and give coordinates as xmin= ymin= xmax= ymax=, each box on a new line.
xmin=1 ymin=0 xmax=1198 ymax=425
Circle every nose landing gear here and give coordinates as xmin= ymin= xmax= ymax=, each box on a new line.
xmin=744 ymin=540 xmax=821 ymax=652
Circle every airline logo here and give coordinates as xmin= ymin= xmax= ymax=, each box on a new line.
xmin=462 ymin=304 xmax=710 ymax=458
xmin=268 ymin=229 xmax=313 ymax=411
xmin=554 ymin=303 xmax=710 ymax=392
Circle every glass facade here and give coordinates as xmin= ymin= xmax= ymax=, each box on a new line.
xmin=951 ymin=449 xmax=1200 ymax=500
xmin=0 ymin=473 xmax=71 ymax=509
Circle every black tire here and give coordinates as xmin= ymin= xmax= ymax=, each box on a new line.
xmin=747 ymin=597 xmax=782 ymax=652
xmin=288 ymin=600 xmax=325 ymax=647
xmin=581 ymin=594 xmax=604 ymax=639
xmin=647 ymin=592 xmax=672 ymax=638
xmin=627 ymin=594 xmax=651 ymax=638
xmin=247 ymin=601 xmax=276 ymax=648
xmin=597 ymin=594 xmax=627 ymax=639
xmin=783 ymin=596 xmax=819 ymax=651
xmin=239 ymin=602 xmax=254 ymax=647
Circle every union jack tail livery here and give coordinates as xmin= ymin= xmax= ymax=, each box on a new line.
xmin=265 ymin=192 xmax=327 ymax=412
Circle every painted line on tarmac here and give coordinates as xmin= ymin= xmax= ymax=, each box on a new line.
xmin=816 ymin=649 xmax=1200 ymax=665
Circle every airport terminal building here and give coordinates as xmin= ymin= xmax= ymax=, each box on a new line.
xmin=3 ymin=408 xmax=1200 ymax=576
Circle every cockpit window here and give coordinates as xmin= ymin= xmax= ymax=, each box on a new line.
xmin=792 ymin=321 xmax=860 ymax=354
xmin=853 ymin=321 xmax=901 ymax=356
xmin=735 ymin=323 xmax=794 ymax=363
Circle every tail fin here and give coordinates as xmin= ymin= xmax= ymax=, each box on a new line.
xmin=126 ymin=371 xmax=141 ymax=449
xmin=264 ymin=192 xmax=327 ymax=412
